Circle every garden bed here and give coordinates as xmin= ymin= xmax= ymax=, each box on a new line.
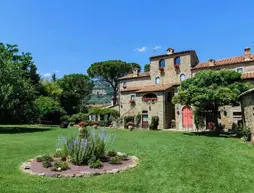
xmin=20 ymin=153 xmax=139 ymax=178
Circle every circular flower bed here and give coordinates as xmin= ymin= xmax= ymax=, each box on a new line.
xmin=20 ymin=127 xmax=139 ymax=178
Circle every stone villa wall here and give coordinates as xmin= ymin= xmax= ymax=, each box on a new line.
xmin=240 ymin=91 xmax=254 ymax=132
xmin=119 ymin=91 xmax=165 ymax=129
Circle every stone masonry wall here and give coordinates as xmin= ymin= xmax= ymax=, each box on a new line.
xmin=120 ymin=91 xmax=165 ymax=129
xmin=241 ymin=93 xmax=254 ymax=132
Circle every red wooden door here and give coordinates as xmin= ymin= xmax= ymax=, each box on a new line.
xmin=182 ymin=106 xmax=193 ymax=128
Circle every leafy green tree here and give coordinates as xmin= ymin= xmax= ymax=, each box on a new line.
xmin=0 ymin=43 xmax=39 ymax=123
xmin=42 ymin=79 xmax=62 ymax=100
xmin=58 ymin=74 xmax=93 ymax=115
xmin=87 ymin=60 xmax=141 ymax=105
xmin=34 ymin=96 xmax=65 ymax=123
xmin=144 ymin=64 xmax=150 ymax=72
xmin=172 ymin=69 xmax=253 ymax=131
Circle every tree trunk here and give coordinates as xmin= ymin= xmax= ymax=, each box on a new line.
xmin=112 ymin=89 xmax=117 ymax=106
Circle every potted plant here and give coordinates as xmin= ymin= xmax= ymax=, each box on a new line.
xmin=174 ymin=64 xmax=180 ymax=69
xmin=126 ymin=122 xmax=135 ymax=131
xmin=129 ymin=99 xmax=135 ymax=105
xmin=159 ymin=66 xmax=164 ymax=71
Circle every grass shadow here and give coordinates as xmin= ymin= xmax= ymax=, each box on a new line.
xmin=0 ymin=126 xmax=51 ymax=134
xmin=184 ymin=130 xmax=239 ymax=138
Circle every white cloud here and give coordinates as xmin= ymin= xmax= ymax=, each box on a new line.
xmin=43 ymin=73 xmax=51 ymax=77
xmin=55 ymin=70 xmax=59 ymax=73
xmin=134 ymin=46 xmax=146 ymax=52
xmin=152 ymin=46 xmax=161 ymax=51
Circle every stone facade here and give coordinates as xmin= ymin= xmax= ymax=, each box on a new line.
xmin=119 ymin=48 xmax=199 ymax=130
xmin=119 ymin=47 xmax=254 ymax=130
xmin=239 ymin=89 xmax=254 ymax=132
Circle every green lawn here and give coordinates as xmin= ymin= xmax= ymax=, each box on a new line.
xmin=1 ymin=125 xmax=254 ymax=193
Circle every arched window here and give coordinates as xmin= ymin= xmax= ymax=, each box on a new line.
xmin=180 ymin=74 xmax=186 ymax=82
xmin=174 ymin=57 xmax=181 ymax=65
xmin=159 ymin=59 xmax=165 ymax=68
xmin=143 ymin=93 xmax=158 ymax=101
xmin=155 ymin=77 xmax=160 ymax=84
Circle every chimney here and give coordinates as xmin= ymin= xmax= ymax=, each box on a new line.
xmin=133 ymin=68 xmax=139 ymax=77
xmin=244 ymin=47 xmax=251 ymax=61
xmin=166 ymin=47 xmax=174 ymax=55
xmin=208 ymin=59 xmax=216 ymax=66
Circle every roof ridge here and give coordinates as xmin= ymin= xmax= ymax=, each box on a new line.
xmin=199 ymin=53 xmax=254 ymax=64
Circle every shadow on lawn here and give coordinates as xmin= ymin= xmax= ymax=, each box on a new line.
xmin=0 ymin=126 xmax=51 ymax=134
xmin=184 ymin=130 xmax=239 ymax=138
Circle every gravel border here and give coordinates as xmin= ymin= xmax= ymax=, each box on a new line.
xmin=20 ymin=153 xmax=139 ymax=178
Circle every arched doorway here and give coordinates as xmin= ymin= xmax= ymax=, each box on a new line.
xmin=182 ymin=106 xmax=193 ymax=128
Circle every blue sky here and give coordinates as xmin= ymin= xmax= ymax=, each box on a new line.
xmin=1 ymin=0 xmax=254 ymax=78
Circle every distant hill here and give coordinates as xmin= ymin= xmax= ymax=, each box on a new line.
xmin=88 ymin=80 xmax=113 ymax=105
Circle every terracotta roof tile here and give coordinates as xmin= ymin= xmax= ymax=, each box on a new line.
xmin=119 ymin=72 xmax=150 ymax=80
xmin=242 ymin=72 xmax=254 ymax=79
xmin=120 ymin=86 xmax=141 ymax=92
xmin=120 ymin=84 xmax=173 ymax=93
xmin=150 ymin=50 xmax=195 ymax=59
xmin=192 ymin=54 xmax=254 ymax=70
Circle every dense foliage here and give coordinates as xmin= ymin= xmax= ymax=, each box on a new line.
xmin=58 ymin=74 xmax=94 ymax=115
xmin=0 ymin=43 xmax=40 ymax=123
xmin=0 ymin=42 xmax=94 ymax=124
xmin=144 ymin=64 xmax=150 ymax=72
xmin=173 ymin=70 xmax=253 ymax=130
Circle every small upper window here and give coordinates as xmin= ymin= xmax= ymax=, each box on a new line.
xmin=236 ymin=68 xmax=243 ymax=74
xmin=130 ymin=94 xmax=136 ymax=101
xmin=180 ymin=74 xmax=186 ymax=82
xmin=159 ymin=59 xmax=165 ymax=68
xmin=123 ymin=82 xmax=127 ymax=88
xmin=155 ymin=77 xmax=160 ymax=84
xmin=174 ymin=57 xmax=181 ymax=65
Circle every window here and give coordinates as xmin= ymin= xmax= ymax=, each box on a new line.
xmin=155 ymin=77 xmax=160 ymax=84
xmin=143 ymin=93 xmax=157 ymax=101
xmin=130 ymin=94 xmax=136 ymax=101
xmin=159 ymin=59 xmax=165 ymax=68
xmin=236 ymin=67 xmax=243 ymax=74
xmin=123 ymin=82 xmax=127 ymax=88
xmin=180 ymin=74 xmax=186 ymax=82
xmin=174 ymin=57 xmax=181 ymax=65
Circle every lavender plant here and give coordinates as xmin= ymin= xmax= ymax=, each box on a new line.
xmin=55 ymin=128 xmax=116 ymax=165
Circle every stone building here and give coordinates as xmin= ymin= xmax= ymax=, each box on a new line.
xmin=119 ymin=47 xmax=254 ymax=130
xmin=239 ymin=88 xmax=254 ymax=132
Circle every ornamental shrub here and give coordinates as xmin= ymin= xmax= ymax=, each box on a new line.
xmin=42 ymin=154 xmax=53 ymax=162
xmin=51 ymin=161 xmax=69 ymax=171
xmin=107 ymin=151 xmax=117 ymax=157
xmin=88 ymin=156 xmax=102 ymax=168
xmin=69 ymin=113 xmax=89 ymax=124
xmin=149 ymin=116 xmax=159 ymax=130
xmin=42 ymin=160 xmax=52 ymax=168
xmin=109 ymin=156 xmax=122 ymax=165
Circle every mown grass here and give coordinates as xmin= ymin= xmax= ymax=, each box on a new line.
xmin=0 ymin=125 xmax=254 ymax=193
